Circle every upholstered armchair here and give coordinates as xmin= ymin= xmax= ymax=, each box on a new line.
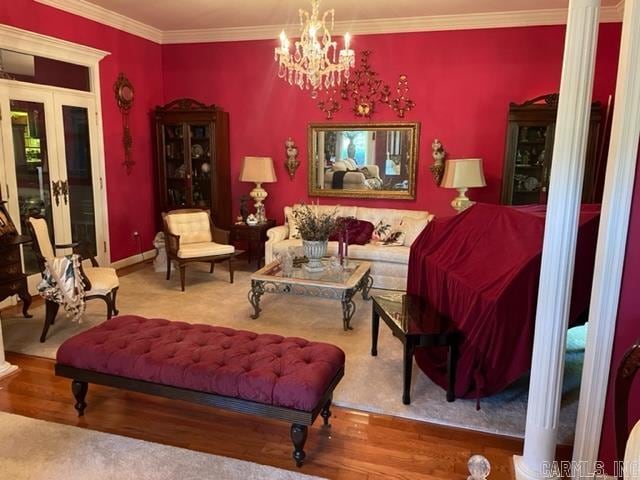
xmin=27 ymin=216 xmax=119 ymax=342
xmin=162 ymin=209 xmax=236 ymax=291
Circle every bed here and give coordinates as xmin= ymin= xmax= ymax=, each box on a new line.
xmin=407 ymin=203 xmax=600 ymax=399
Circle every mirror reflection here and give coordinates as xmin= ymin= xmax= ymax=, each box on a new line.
xmin=308 ymin=123 xmax=419 ymax=199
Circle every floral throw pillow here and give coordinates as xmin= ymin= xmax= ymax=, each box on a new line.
xmin=286 ymin=210 xmax=301 ymax=239
xmin=372 ymin=221 xmax=405 ymax=246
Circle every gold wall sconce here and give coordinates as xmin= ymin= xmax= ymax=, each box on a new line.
xmin=431 ymin=138 xmax=446 ymax=185
xmin=285 ymin=137 xmax=300 ymax=180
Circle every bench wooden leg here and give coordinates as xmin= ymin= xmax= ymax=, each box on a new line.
xmin=290 ymin=424 xmax=308 ymax=467
xmin=71 ymin=380 xmax=88 ymax=416
xmin=321 ymin=397 xmax=332 ymax=426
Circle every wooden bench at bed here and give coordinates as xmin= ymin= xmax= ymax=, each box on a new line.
xmin=54 ymin=315 xmax=345 ymax=467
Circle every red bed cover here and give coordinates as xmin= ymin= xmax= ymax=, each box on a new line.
xmin=407 ymin=203 xmax=600 ymax=399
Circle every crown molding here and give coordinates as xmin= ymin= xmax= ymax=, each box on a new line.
xmin=162 ymin=6 xmax=623 ymax=44
xmin=34 ymin=0 xmax=622 ymax=45
xmin=34 ymin=0 xmax=162 ymax=43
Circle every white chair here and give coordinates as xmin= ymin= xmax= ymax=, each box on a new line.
xmin=162 ymin=209 xmax=235 ymax=291
xmin=616 ymin=340 xmax=640 ymax=478
xmin=625 ymin=420 xmax=640 ymax=479
xmin=27 ymin=216 xmax=119 ymax=342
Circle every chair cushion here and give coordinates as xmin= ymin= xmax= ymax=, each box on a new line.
xmin=28 ymin=217 xmax=55 ymax=261
xmin=177 ymin=242 xmax=234 ymax=259
xmin=84 ymin=267 xmax=119 ymax=295
xmin=56 ymin=316 xmax=346 ymax=412
xmin=166 ymin=212 xmax=212 ymax=245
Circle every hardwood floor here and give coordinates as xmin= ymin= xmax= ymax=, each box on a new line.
xmin=0 ymin=353 xmax=526 ymax=480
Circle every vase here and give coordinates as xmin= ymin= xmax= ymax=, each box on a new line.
xmin=302 ymin=239 xmax=328 ymax=272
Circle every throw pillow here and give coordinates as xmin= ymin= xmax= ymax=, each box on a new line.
xmin=372 ymin=221 xmax=394 ymax=242
xmin=401 ymin=216 xmax=429 ymax=246
xmin=286 ymin=209 xmax=301 ymax=239
xmin=329 ymin=218 xmax=374 ymax=245
xmin=371 ymin=220 xmax=405 ymax=245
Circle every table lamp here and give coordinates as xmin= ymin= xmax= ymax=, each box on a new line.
xmin=239 ymin=156 xmax=277 ymax=224
xmin=441 ymin=158 xmax=487 ymax=212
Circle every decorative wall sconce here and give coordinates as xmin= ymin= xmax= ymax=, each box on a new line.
xmin=317 ymin=88 xmax=342 ymax=120
xmin=315 ymin=50 xmax=417 ymax=120
xmin=284 ymin=137 xmax=300 ymax=180
xmin=389 ymin=74 xmax=416 ymax=118
xmin=340 ymin=50 xmax=390 ymax=119
xmin=430 ymin=139 xmax=446 ymax=185
xmin=114 ymin=73 xmax=134 ymax=174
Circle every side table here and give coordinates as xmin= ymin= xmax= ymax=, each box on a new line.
xmin=371 ymin=294 xmax=461 ymax=404
xmin=230 ymin=219 xmax=276 ymax=269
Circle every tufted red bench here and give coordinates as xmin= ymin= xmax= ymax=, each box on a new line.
xmin=55 ymin=315 xmax=345 ymax=466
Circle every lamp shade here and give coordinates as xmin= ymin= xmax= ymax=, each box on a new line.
xmin=441 ymin=158 xmax=487 ymax=189
xmin=239 ymin=156 xmax=277 ymax=183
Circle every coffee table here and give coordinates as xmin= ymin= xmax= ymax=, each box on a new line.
xmin=371 ymin=293 xmax=462 ymax=404
xmin=249 ymin=259 xmax=373 ymax=331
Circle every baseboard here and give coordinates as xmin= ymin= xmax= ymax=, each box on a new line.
xmin=110 ymin=249 xmax=156 ymax=270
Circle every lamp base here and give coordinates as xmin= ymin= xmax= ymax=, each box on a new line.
xmin=451 ymin=188 xmax=475 ymax=213
xmin=250 ymin=183 xmax=268 ymax=224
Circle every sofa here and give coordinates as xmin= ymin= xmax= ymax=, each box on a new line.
xmin=265 ymin=205 xmax=434 ymax=290
xmin=323 ymin=160 xmax=382 ymax=190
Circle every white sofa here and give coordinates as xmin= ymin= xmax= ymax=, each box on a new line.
xmin=265 ymin=205 xmax=434 ymax=290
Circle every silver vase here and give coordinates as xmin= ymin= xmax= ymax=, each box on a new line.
xmin=302 ymin=239 xmax=328 ymax=272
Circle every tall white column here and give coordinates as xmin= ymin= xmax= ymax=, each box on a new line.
xmin=573 ymin=1 xmax=640 ymax=477
xmin=514 ymin=1 xmax=601 ymax=479
xmin=0 ymin=318 xmax=18 ymax=379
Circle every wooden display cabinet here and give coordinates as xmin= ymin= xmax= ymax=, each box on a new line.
xmin=154 ymin=98 xmax=231 ymax=229
xmin=501 ymin=94 xmax=603 ymax=205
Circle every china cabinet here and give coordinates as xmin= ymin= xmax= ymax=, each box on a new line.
xmin=501 ymin=94 xmax=603 ymax=205
xmin=154 ymin=98 xmax=231 ymax=229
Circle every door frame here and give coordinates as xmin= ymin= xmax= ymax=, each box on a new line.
xmin=0 ymin=24 xmax=111 ymax=267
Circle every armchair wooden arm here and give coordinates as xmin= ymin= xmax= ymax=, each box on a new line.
xmin=213 ymin=227 xmax=230 ymax=245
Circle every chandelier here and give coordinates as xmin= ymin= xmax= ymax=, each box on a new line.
xmin=274 ymin=0 xmax=355 ymax=98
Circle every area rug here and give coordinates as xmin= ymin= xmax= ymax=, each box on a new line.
xmin=1 ymin=263 xmax=585 ymax=444
xmin=0 ymin=411 xmax=323 ymax=480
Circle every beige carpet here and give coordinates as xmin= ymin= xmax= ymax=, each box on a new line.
xmin=0 ymin=411 xmax=323 ymax=480
xmin=1 ymin=262 xmax=584 ymax=443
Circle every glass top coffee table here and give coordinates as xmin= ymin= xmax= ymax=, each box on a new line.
xmin=249 ymin=259 xmax=373 ymax=330
xmin=371 ymin=293 xmax=462 ymax=404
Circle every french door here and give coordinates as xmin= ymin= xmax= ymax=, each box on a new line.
xmin=0 ymin=83 xmax=107 ymax=292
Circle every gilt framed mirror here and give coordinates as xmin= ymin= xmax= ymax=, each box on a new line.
xmin=308 ymin=122 xmax=420 ymax=199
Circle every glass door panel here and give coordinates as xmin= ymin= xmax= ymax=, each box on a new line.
xmin=9 ymin=99 xmax=54 ymax=274
xmin=189 ymin=123 xmax=211 ymax=208
xmin=164 ymin=123 xmax=187 ymax=208
xmin=61 ymin=105 xmax=96 ymax=258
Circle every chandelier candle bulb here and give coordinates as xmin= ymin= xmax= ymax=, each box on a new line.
xmin=344 ymin=32 xmax=351 ymax=50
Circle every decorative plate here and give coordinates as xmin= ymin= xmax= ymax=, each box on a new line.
xmin=191 ymin=144 xmax=204 ymax=158
xmin=523 ymin=176 xmax=540 ymax=191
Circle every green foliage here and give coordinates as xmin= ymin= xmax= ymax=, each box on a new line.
xmin=293 ymin=204 xmax=339 ymax=241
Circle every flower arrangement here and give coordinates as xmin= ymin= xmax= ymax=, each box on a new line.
xmin=292 ymin=204 xmax=339 ymax=241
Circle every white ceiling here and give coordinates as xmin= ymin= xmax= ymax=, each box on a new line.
xmin=33 ymin=0 xmax=624 ymax=44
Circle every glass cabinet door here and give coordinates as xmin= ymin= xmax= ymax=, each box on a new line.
xmin=188 ymin=123 xmax=212 ymax=208
xmin=510 ymin=124 xmax=553 ymax=205
xmin=163 ymin=123 xmax=188 ymax=208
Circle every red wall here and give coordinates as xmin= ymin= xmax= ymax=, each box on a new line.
xmin=599 ymin=144 xmax=640 ymax=472
xmin=0 ymin=0 xmax=163 ymax=261
xmin=162 ymin=24 xmax=621 ymax=222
